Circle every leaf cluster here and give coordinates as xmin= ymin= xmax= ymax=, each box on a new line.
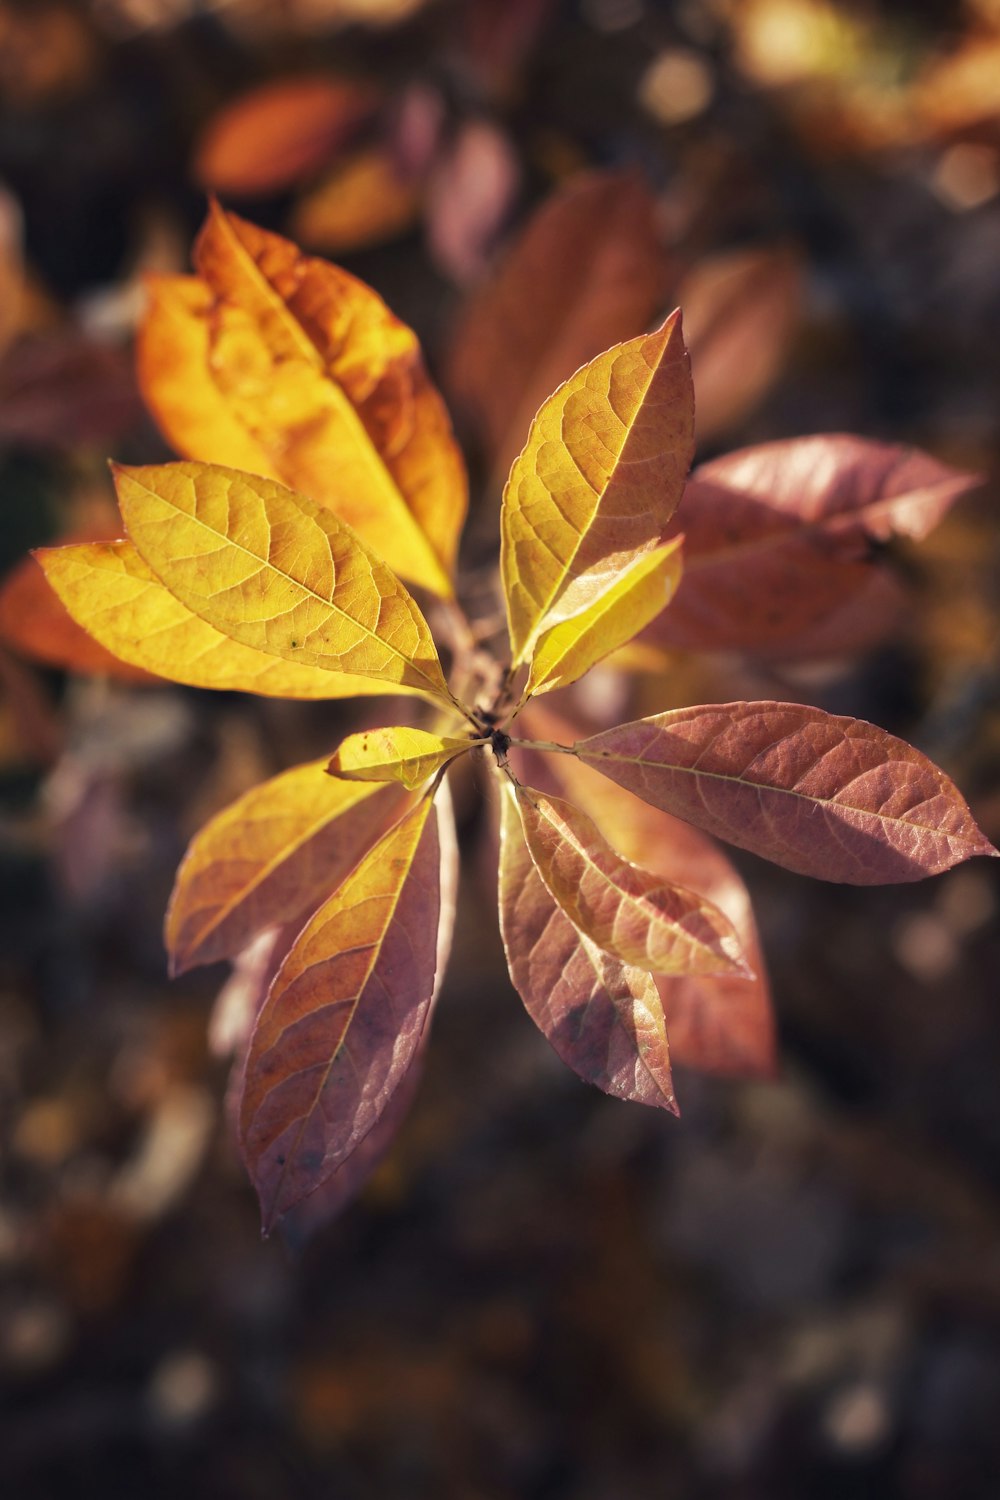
xmin=34 ymin=202 xmax=995 ymax=1234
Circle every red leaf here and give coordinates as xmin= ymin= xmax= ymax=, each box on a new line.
xmin=239 ymin=795 xmax=445 ymax=1230
xmin=576 ymin=701 xmax=997 ymax=883
xmin=498 ymin=784 xmax=677 ymax=1112
xmin=654 ymin=435 xmax=979 ymax=653
xmin=513 ymin=783 xmax=753 ymax=977
xmin=679 ymin=244 xmax=803 ymax=444
xmin=446 ymin=170 xmax=670 ymax=482
xmin=516 ymin=710 xmax=775 ymax=1079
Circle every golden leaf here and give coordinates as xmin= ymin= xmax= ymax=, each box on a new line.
xmin=329 ymin=725 xmax=476 ymax=789
xmin=36 ymin=539 xmax=420 ymax=700
xmin=166 ymin=761 xmax=408 ymax=974
xmin=112 ymin=460 xmax=458 ymax=707
xmin=525 ymin=537 xmax=683 ymax=697
xmin=501 ymin=311 xmax=694 ymax=665
xmin=140 ymin=204 xmax=465 ymax=595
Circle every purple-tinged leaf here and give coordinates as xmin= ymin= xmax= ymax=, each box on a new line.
xmin=576 ymin=701 xmax=997 ymax=883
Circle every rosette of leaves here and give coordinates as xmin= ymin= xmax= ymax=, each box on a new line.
xmin=34 ymin=203 xmax=996 ymax=1233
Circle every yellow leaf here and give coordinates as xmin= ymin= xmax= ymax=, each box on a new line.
xmin=525 ymin=536 xmax=683 ymax=697
xmin=501 ymin=310 xmax=694 ymax=665
xmin=138 ymin=202 xmax=465 ymax=596
xmin=329 ymin=725 xmax=476 ymax=789
xmin=113 ymin=461 xmax=459 ymax=707
xmin=36 ymin=540 xmax=420 ymax=700
xmin=166 ymin=759 xmax=408 ymax=974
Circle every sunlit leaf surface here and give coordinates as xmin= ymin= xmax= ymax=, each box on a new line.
xmin=113 ymin=461 xmax=457 ymax=705
xmin=576 ymin=702 xmax=998 ymax=882
xmin=36 ymin=540 xmax=420 ymax=699
xmin=501 ymin=312 xmax=694 ymax=665
xmin=329 ymin=725 xmax=475 ymax=788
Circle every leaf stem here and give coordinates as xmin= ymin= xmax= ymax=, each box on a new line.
xmin=507 ymin=736 xmax=575 ymax=756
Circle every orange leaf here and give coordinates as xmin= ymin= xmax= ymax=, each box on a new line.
xmin=138 ymin=205 xmax=466 ymax=595
xmin=291 ymin=145 xmax=422 ymax=254
xmin=193 ymin=75 xmax=382 ymax=196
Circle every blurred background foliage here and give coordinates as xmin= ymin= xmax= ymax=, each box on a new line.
xmin=0 ymin=1 xmax=999 ymax=1496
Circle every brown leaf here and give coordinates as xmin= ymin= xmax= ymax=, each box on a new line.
xmin=239 ymin=794 xmax=444 ymax=1229
xmin=576 ymin=701 xmax=998 ymax=883
xmin=679 ymin=244 xmax=802 ymax=444
xmin=513 ymin=783 xmax=753 ymax=977
xmin=446 ymin=170 xmax=671 ymax=481
xmin=498 ymin=783 xmax=677 ymax=1111
xmin=193 ymin=75 xmax=382 ymax=196
xmin=516 ymin=708 xmax=775 ymax=1079
xmin=0 ymin=332 xmax=142 ymax=450
xmin=280 ymin=779 xmax=458 ymax=1238
xmin=653 ymin=435 xmax=979 ymax=653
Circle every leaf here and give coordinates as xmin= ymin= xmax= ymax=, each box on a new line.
xmin=36 ymin=540 xmax=423 ymax=700
xmin=679 ymin=244 xmax=803 ymax=444
xmin=279 ymin=777 xmax=458 ymax=1241
xmin=193 ymin=75 xmax=382 ymax=195
xmin=166 ymin=760 xmax=410 ymax=974
xmin=329 ymin=725 xmax=475 ymax=789
xmin=1 ymin=542 xmax=151 ymax=682
xmin=291 ymin=146 xmax=422 ymax=253
xmin=498 ymin=784 xmax=677 ymax=1112
xmin=525 ymin=537 xmax=683 ymax=697
xmin=425 ymin=119 xmax=520 ymax=284
xmin=501 ymin=311 xmax=694 ymax=665
xmin=513 ymin=783 xmax=752 ymax=977
xmin=653 ymin=435 xmax=979 ymax=652
xmin=447 ymin=170 xmax=671 ymax=483
xmin=516 ymin=706 xmax=775 ymax=1078
xmin=137 ymin=209 xmax=465 ymax=596
xmin=575 ymin=701 xmax=998 ymax=883
xmin=239 ymin=794 xmax=443 ymax=1230
xmin=138 ymin=275 xmax=275 ymax=477
xmin=112 ymin=461 xmax=457 ymax=706
xmin=0 ymin=331 xmax=142 ymax=450
xmin=189 ymin=203 xmax=463 ymax=594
